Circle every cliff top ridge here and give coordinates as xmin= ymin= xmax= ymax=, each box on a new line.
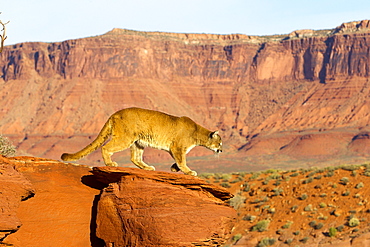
xmin=100 ymin=19 xmax=370 ymax=45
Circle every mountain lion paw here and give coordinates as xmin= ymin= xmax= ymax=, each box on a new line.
xmin=106 ymin=162 xmax=118 ymax=167
xmin=170 ymin=163 xmax=181 ymax=172
xmin=143 ymin=165 xmax=155 ymax=171
xmin=186 ymin=170 xmax=197 ymax=176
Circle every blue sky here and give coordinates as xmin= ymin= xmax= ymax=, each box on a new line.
xmin=2 ymin=0 xmax=370 ymax=45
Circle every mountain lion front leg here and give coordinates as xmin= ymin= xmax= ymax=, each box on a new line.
xmin=170 ymin=147 xmax=197 ymax=176
xmin=130 ymin=142 xmax=155 ymax=171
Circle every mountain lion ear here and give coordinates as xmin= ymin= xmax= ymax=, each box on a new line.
xmin=210 ymin=131 xmax=219 ymax=139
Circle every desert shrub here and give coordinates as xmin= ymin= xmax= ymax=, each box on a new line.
xmin=300 ymin=237 xmax=309 ymax=243
xmin=364 ymin=167 xmax=370 ymax=177
xmin=282 ymin=220 xmax=293 ymax=229
xmin=242 ymin=182 xmax=251 ymax=192
xmin=273 ymin=187 xmax=284 ymax=196
xmin=0 ymin=134 xmax=16 ymax=157
xmin=293 ymin=230 xmax=300 ymax=235
xmin=336 ymin=225 xmax=345 ymax=232
xmin=329 ymin=227 xmax=337 ymax=237
xmin=242 ymin=215 xmax=257 ymax=222
xmin=252 ymin=220 xmax=270 ymax=232
xmin=273 ymin=179 xmax=281 ymax=186
xmin=309 ymin=221 xmax=317 ymax=228
xmin=257 ymin=237 xmax=276 ymax=247
xmin=290 ymin=172 xmax=299 ymax=177
xmin=355 ymin=182 xmax=364 ymax=189
xmin=250 ymin=172 xmax=260 ymax=180
xmin=315 ymin=222 xmax=324 ymax=230
xmin=268 ymin=173 xmax=281 ymax=180
xmin=341 ymin=164 xmax=361 ymax=171
xmin=319 ymin=202 xmax=327 ymax=208
xmin=232 ymin=233 xmax=242 ymax=243
xmin=263 ymin=178 xmax=271 ymax=185
xmin=220 ymin=182 xmax=231 ymax=188
xmin=230 ymin=176 xmax=244 ymax=183
xmin=348 ymin=217 xmax=360 ymax=227
xmin=267 ymin=207 xmax=276 ymax=214
xmin=325 ymin=170 xmax=335 ymax=177
xmin=291 ymin=205 xmax=299 ymax=212
xmin=228 ymin=194 xmax=246 ymax=210
xmin=300 ymin=193 xmax=308 ymax=200
xmin=304 ymin=204 xmax=313 ymax=211
xmin=303 ymin=177 xmax=314 ymax=184
xmin=198 ymin=173 xmax=214 ymax=179
xmin=340 ymin=177 xmax=350 ymax=185
xmin=285 ymin=239 xmax=293 ymax=245
xmin=214 ymin=173 xmax=232 ymax=181
xmin=342 ymin=190 xmax=350 ymax=196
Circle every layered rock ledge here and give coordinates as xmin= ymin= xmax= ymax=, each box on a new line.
xmin=92 ymin=167 xmax=236 ymax=247
xmin=0 ymin=156 xmax=34 ymax=242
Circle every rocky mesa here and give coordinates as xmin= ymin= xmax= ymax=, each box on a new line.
xmin=1 ymin=20 xmax=370 ymax=170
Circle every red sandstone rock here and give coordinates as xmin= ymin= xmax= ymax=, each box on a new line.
xmin=92 ymin=167 xmax=236 ymax=247
xmin=3 ymin=157 xmax=102 ymax=247
xmin=0 ymin=156 xmax=34 ymax=242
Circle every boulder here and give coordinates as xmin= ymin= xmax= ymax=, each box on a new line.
xmin=92 ymin=167 xmax=236 ymax=247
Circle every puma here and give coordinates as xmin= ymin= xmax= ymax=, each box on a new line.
xmin=61 ymin=107 xmax=222 ymax=176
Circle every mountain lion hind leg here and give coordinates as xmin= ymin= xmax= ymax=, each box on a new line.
xmin=130 ymin=142 xmax=155 ymax=171
xmin=101 ymin=137 xmax=133 ymax=167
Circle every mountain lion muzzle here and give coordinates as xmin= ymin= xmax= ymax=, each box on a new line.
xmin=61 ymin=107 xmax=222 ymax=176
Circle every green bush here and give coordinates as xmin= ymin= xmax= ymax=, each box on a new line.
xmin=348 ymin=217 xmax=360 ymax=227
xmin=291 ymin=205 xmax=299 ymax=212
xmin=220 ymin=182 xmax=231 ymax=188
xmin=232 ymin=233 xmax=242 ymax=243
xmin=315 ymin=222 xmax=324 ymax=230
xmin=0 ymin=135 xmax=16 ymax=157
xmin=300 ymin=193 xmax=308 ymax=200
xmin=300 ymin=237 xmax=309 ymax=243
xmin=329 ymin=227 xmax=337 ymax=237
xmin=336 ymin=225 xmax=345 ymax=232
xmin=304 ymin=204 xmax=313 ymax=211
xmin=252 ymin=220 xmax=270 ymax=232
xmin=257 ymin=237 xmax=276 ymax=247
xmin=228 ymin=194 xmax=246 ymax=210
xmin=340 ymin=177 xmax=350 ymax=185
xmin=242 ymin=215 xmax=256 ymax=222
xmin=282 ymin=220 xmax=293 ymax=229
xmin=355 ymin=182 xmax=364 ymax=189
xmin=198 ymin=173 xmax=214 ymax=179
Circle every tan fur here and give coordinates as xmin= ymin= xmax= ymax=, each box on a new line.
xmin=61 ymin=107 xmax=222 ymax=176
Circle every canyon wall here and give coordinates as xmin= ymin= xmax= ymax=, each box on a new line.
xmin=1 ymin=20 xmax=370 ymax=170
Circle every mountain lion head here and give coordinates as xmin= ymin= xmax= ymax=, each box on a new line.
xmin=207 ymin=131 xmax=222 ymax=154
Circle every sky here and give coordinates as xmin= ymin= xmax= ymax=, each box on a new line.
xmin=1 ymin=0 xmax=370 ymax=45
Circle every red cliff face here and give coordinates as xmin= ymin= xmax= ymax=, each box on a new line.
xmin=1 ymin=20 xmax=370 ymax=170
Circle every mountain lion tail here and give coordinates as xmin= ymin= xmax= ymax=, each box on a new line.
xmin=61 ymin=118 xmax=113 ymax=161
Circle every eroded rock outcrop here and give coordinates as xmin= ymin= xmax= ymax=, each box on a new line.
xmin=0 ymin=156 xmax=34 ymax=242
xmin=3 ymin=157 xmax=102 ymax=247
xmin=92 ymin=167 xmax=236 ymax=247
